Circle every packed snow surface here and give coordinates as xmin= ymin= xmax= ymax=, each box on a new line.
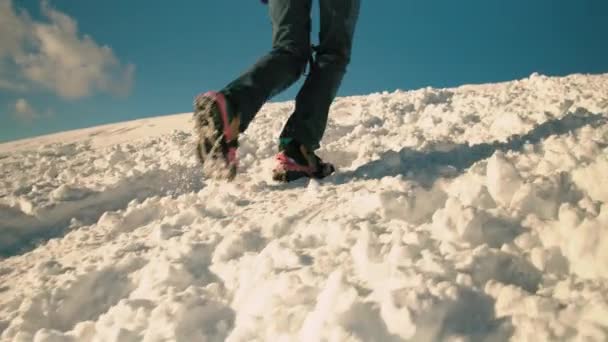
xmin=1 ymin=73 xmax=608 ymax=341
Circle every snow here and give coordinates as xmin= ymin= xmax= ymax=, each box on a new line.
xmin=1 ymin=73 xmax=608 ymax=341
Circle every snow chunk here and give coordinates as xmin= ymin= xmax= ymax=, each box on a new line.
xmin=447 ymin=172 xmax=496 ymax=209
xmin=50 ymin=185 xmax=93 ymax=202
xmin=572 ymin=155 xmax=608 ymax=203
xmin=510 ymin=176 xmax=563 ymax=220
xmin=431 ymin=197 xmax=519 ymax=248
xmin=298 ymin=271 xmax=358 ymax=341
xmin=432 ymin=197 xmax=486 ymax=246
xmin=212 ymin=230 xmax=265 ymax=263
xmin=486 ymin=151 xmax=523 ymax=207
xmin=562 ymin=204 xmax=608 ymax=278
xmin=469 ymin=247 xmax=542 ymax=292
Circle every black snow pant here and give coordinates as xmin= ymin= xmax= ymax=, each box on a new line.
xmin=221 ymin=0 xmax=360 ymax=150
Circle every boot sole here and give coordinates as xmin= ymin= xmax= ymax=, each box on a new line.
xmin=194 ymin=94 xmax=237 ymax=180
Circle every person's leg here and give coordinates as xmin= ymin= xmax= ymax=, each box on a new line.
xmin=279 ymin=0 xmax=360 ymax=150
xmin=221 ymin=0 xmax=313 ymax=132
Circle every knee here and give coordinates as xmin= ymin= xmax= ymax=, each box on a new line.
xmin=315 ymin=48 xmax=351 ymax=72
xmin=271 ymin=45 xmax=310 ymax=74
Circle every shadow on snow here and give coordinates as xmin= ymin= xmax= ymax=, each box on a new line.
xmin=0 ymin=164 xmax=205 ymax=258
xmin=331 ymin=109 xmax=607 ymax=186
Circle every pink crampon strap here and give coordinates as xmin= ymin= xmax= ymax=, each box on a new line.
xmin=202 ymin=91 xmax=238 ymax=168
xmin=275 ymin=152 xmax=315 ymax=175
xmin=227 ymin=147 xmax=237 ymax=167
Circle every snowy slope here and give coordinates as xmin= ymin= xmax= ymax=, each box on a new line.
xmin=1 ymin=73 xmax=608 ymax=341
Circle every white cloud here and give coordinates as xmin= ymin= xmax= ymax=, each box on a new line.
xmin=11 ymin=98 xmax=53 ymax=123
xmin=13 ymin=98 xmax=39 ymax=122
xmin=0 ymin=0 xmax=134 ymax=99
xmin=0 ymin=0 xmax=32 ymax=60
xmin=0 ymin=79 xmax=27 ymax=92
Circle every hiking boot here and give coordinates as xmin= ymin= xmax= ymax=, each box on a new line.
xmin=193 ymin=91 xmax=240 ymax=180
xmin=272 ymin=139 xmax=335 ymax=182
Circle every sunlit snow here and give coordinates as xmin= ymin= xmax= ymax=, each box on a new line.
xmin=1 ymin=73 xmax=607 ymax=341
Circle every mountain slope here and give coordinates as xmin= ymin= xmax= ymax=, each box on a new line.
xmin=1 ymin=73 xmax=608 ymax=341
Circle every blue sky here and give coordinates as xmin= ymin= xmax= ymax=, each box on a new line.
xmin=1 ymin=0 xmax=607 ymax=143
